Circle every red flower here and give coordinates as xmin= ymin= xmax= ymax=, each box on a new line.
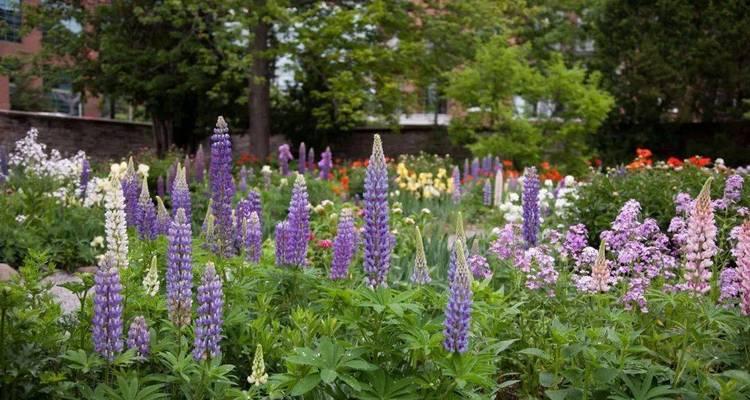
xmin=502 ymin=159 xmax=513 ymax=168
xmin=636 ymin=148 xmax=653 ymax=159
xmin=687 ymin=156 xmax=711 ymax=167
xmin=318 ymin=239 xmax=333 ymax=249
xmin=666 ymin=157 xmax=683 ymax=167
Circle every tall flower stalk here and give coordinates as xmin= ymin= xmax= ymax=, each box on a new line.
xmin=319 ymin=147 xmax=332 ymax=180
xmin=308 ymin=147 xmax=315 ymax=171
xmin=248 ymin=344 xmax=268 ymax=386
xmin=493 ymin=168 xmax=503 ymax=207
xmin=275 ymin=221 xmax=291 ymax=266
xmin=286 ymin=174 xmax=310 ymax=267
xmin=122 ymin=158 xmax=140 ymax=227
xmin=245 ymin=212 xmax=262 ymax=263
xmin=411 ymin=226 xmax=431 ymax=285
xmin=363 ymin=135 xmax=393 ymax=288
xmin=104 ymin=176 xmax=129 ymax=269
xmin=522 ymin=167 xmax=541 ymax=247
xmin=210 ymin=117 xmax=236 ymax=257
xmin=127 ymin=316 xmax=150 ymax=358
xmin=443 ymin=240 xmax=472 ymax=353
xmin=79 ymin=158 xmax=90 ymax=200
xmin=590 ymin=241 xmax=611 ymax=293
xmin=278 ymin=144 xmax=293 ymax=176
xmin=155 ymin=196 xmax=170 ymax=235
xmin=193 ymin=262 xmax=223 ymax=361
xmin=171 ymin=163 xmax=191 ymax=219
xmin=483 ymin=179 xmax=492 ymax=206
xmin=733 ymin=219 xmax=750 ymax=315
xmin=330 ymin=209 xmax=359 ymax=280
xmin=167 ymin=208 xmax=193 ymax=327
xmin=92 ymin=254 xmax=123 ymax=362
xmin=298 ymin=142 xmax=306 ymax=174
xmin=136 ymin=179 xmax=157 ymax=240
xmin=683 ymin=178 xmax=717 ymax=295
xmin=451 ymin=166 xmax=461 ymax=203
xmin=143 ymin=255 xmax=160 ymax=296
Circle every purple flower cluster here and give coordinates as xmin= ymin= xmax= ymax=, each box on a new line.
xmin=136 ymin=179 xmax=157 ymax=240
xmin=562 ymin=224 xmax=589 ymax=261
xmin=193 ymin=263 xmax=223 ymax=361
xmin=79 ymin=158 xmax=90 ymax=199
xmin=330 ymin=209 xmax=359 ymax=280
xmin=284 ymin=174 xmax=310 ymax=267
xmin=363 ymin=135 xmax=393 ymax=288
xmin=719 ymin=267 xmax=740 ymax=305
xmin=468 ymin=254 xmax=491 ymax=280
xmin=244 ymin=212 xmax=262 ymax=263
xmin=167 ymin=161 xmax=176 ymax=195
xmin=522 ymin=167 xmax=541 ymax=247
xmin=92 ymin=255 xmax=123 ymax=362
xmin=209 ymin=117 xmax=236 ymax=257
xmin=167 ymin=208 xmax=193 ymax=327
xmin=443 ymin=240 xmax=472 ymax=353
xmin=714 ymin=174 xmax=744 ymax=211
xmin=489 ymin=223 xmax=525 ymax=265
xmin=155 ymin=196 xmax=170 ymax=235
xmin=278 ymin=144 xmax=293 ymax=176
xmin=275 ymin=221 xmax=291 ymax=266
xmin=127 ymin=316 xmax=150 ymax=358
xmin=519 ymin=247 xmax=558 ymax=296
xmin=451 ymin=166 xmax=461 ymax=203
xmin=157 ymin=175 xmax=165 ymax=199
xmin=732 ymin=220 xmax=750 ymax=315
xmin=298 ymin=142 xmax=306 ymax=174
xmin=482 ymin=179 xmax=492 ymax=206
xmin=319 ymin=147 xmax=333 ymax=180
xmin=681 ymin=180 xmax=717 ymax=295
xmin=122 ymin=161 xmax=140 ymax=228
xmin=470 ymin=158 xmax=479 ymax=178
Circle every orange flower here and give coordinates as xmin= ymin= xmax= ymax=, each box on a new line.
xmin=540 ymin=161 xmax=551 ymax=170
xmin=666 ymin=157 xmax=683 ymax=167
xmin=540 ymin=168 xmax=563 ymax=182
xmin=237 ymin=152 xmax=258 ymax=166
xmin=687 ymin=156 xmax=711 ymax=167
xmin=636 ymin=148 xmax=652 ymax=159
xmin=340 ymin=175 xmax=350 ymax=191
xmin=502 ymin=160 xmax=513 ymax=168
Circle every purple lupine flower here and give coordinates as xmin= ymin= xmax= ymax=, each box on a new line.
xmin=443 ymin=240 xmax=472 ymax=353
xmin=136 ymin=179 xmax=157 ymax=240
xmin=171 ymin=164 xmax=191 ymax=219
xmin=167 ymin=208 xmax=193 ymax=327
xmin=193 ymin=262 xmax=223 ymax=361
xmin=319 ymin=147 xmax=333 ymax=180
xmin=298 ymin=142 xmax=306 ymax=174
xmin=622 ymin=277 xmax=649 ymax=313
xmin=489 ymin=223 xmax=525 ymax=265
xmin=363 ymin=135 xmax=393 ymax=288
xmin=122 ymin=160 xmax=140 ymax=228
xmin=448 ymin=213 xmax=467 ymax=283
xmin=155 ymin=196 xmax=170 ymax=235
xmin=194 ymin=144 xmax=206 ymax=184
xmin=92 ymin=254 xmax=123 ymax=362
xmin=682 ymin=179 xmax=717 ymax=295
xmin=79 ymin=158 xmax=90 ymax=199
xmin=248 ymin=189 xmax=263 ymax=224
xmin=127 ymin=316 xmax=150 ymax=358
xmin=482 ymin=179 xmax=492 ymax=206
xmin=470 ymin=158 xmax=479 ymax=178
xmin=733 ymin=219 xmax=750 ymax=315
xmin=278 ymin=144 xmax=293 ymax=176
xmin=308 ymin=147 xmax=315 ymax=171
xmin=167 ymin=161 xmax=177 ymax=195
xmin=494 ymin=156 xmax=501 ymax=172
xmin=451 ymin=166 xmax=461 ymax=203
xmin=482 ymin=156 xmax=491 ymax=175
xmin=522 ymin=167 xmax=541 ymax=247
xmin=157 ymin=175 xmax=166 ymax=199
xmin=286 ymin=174 xmax=310 ymax=267
xmin=275 ymin=221 xmax=291 ymax=266
xmin=0 ymin=144 xmax=8 ymax=179
xmin=330 ymin=209 xmax=359 ymax=280
xmin=244 ymin=212 xmax=262 ymax=263
xmin=519 ymin=247 xmax=558 ymax=296
xmin=411 ymin=226 xmax=431 ymax=284
xmin=463 ymin=159 xmax=469 ymax=181
xmin=719 ymin=268 xmax=740 ymax=305
xmin=562 ymin=224 xmax=589 ymax=262
xmin=239 ymin=166 xmax=248 ymax=194
xmin=210 ymin=117 xmax=236 ymax=257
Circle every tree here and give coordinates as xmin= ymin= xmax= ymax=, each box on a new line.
xmin=446 ymin=36 xmax=613 ymax=173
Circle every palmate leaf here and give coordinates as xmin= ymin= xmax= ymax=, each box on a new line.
xmin=355 ymin=370 xmax=420 ymax=400
xmin=101 ymin=374 xmax=169 ymax=400
xmin=356 ymin=287 xmax=422 ymax=316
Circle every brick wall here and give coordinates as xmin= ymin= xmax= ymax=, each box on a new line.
xmin=0 ymin=110 xmax=152 ymax=161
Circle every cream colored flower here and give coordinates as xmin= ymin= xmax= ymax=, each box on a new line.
xmin=137 ymin=164 xmax=150 ymax=178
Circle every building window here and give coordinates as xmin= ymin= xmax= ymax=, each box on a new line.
xmin=0 ymin=0 xmax=21 ymax=43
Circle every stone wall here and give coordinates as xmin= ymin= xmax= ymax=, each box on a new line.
xmin=334 ymin=126 xmax=470 ymax=160
xmin=0 ymin=110 xmax=152 ymax=161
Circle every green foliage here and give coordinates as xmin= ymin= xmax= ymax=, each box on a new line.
xmin=446 ymin=37 xmax=614 ymax=174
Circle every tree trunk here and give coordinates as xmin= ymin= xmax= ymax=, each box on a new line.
xmin=248 ymin=21 xmax=271 ymax=160
xmin=152 ymin=115 xmax=173 ymax=158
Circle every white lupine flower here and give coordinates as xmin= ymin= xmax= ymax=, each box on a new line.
xmin=261 ymin=165 xmax=272 ymax=174
xmin=247 ymin=344 xmax=268 ymax=386
xmin=493 ymin=170 xmax=504 ymax=208
xmin=104 ymin=176 xmax=129 ymax=269
xmin=143 ymin=256 xmax=159 ymax=296
xmin=137 ymin=164 xmax=150 ymax=178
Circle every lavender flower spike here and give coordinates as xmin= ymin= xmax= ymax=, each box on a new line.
xmin=122 ymin=158 xmax=140 ymax=228
xmin=298 ymin=142 xmax=306 ymax=174
xmin=275 ymin=221 xmax=291 ymax=266
xmin=286 ymin=174 xmax=310 ymax=267
xmin=734 ymin=219 xmax=750 ymax=315
xmin=308 ymin=147 xmax=315 ymax=171
xmin=278 ymin=144 xmax=293 ymax=176
xmin=363 ymin=134 xmax=393 ymax=288
xmin=79 ymin=158 xmax=90 ymax=200
xmin=193 ymin=262 xmax=224 ymax=361
xmin=411 ymin=226 xmax=431 ymax=285
xmin=136 ymin=179 xmax=157 ymax=240
xmin=245 ymin=212 xmax=262 ymax=263
xmin=127 ymin=316 xmax=150 ymax=358
xmin=451 ymin=166 xmax=461 ymax=203
xmin=157 ymin=175 xmax=165 ymax=199
xmin=92 ymin=254 xmax=124 ymax=362
xmin=522 ymin=167 xmax=541 ymax=247
xmin=443 ymin=240 xmax=472 ymax=353
xmin=483 ymin=179 xmax=492 ymax=206
xmin=155 ymin=196 xmax=170 ymax=235
xmin=319 ymin=146 xmax=333 ymax=180
xmin=448 ymin=212 xmax=467 ymax=283
xmin=683 ymin=178 xmax=717 ymax=295
xmin=171 ymin=163 xmax=191 ymax=219
xmin=330 ymin=209 xmax=359 ymax=280
xmin=210 ymin=116 xmax=236 ymax=257
xmin=167 ymin=208 xmax=193 ymax=327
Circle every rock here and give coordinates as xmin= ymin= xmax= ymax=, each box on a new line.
xmin=0 ymin=263 xmax=18 ymax=281
xmin=76 ymin=266 xmax=98 ymax=274
xmin=41 ymin=271 xmax=82 ymax=286
xmin=42 ymin=271 xmax=89 ymax=315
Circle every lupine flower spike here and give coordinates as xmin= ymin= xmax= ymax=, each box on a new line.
xmin=522 ymin=167 xmax=541 ymax=247
xmin=683 ymin=178 xmax=717 ymax=295
xmin=122 ymin=157 xmax=140 ymax=227
xmin=298 ymin=142 xmax=306 ymax=174
xmin=443 ymin=240 xmax=472 ymax=353
xmin=319 ymin=146 xmax=333 ymax=180
xmin=448 ymin=212 xmax=467 ymax=283
xmin=285 ymin=174 xmax=310 ymax=267
xmin=245 ymin=211 xmax=262 ymax=263
xmin=363 ymin=134 xmax=393 ymax=288
xmin=193 ymin=262 xmax=224 ymax=361
xmin=308 ymin=147 xmax=315 ymax=171
xmin=591 ymin=241 xmax=611 ymax=293
xmin=733 ymin=219 xmax=750 ymax=315
xmin=171 ymin=163 xmax=191 ymax=219
xmin=493 ymin=168 xmax=503 ymax=207
xmin=136 ymin=179 xmax=157 ymax=240
xmin=143 ymin=255 xmax=159 ymax=296
xmin=330 ymin=208 xmax=359 ymax=280
xmin=451 ymin=166 xmax=462 ymax=203
xmin=127 ymin=316 xmax=150 ymax=359
xmin=92 ymin=254 xmax=123 ymax=361
xmin=104 ymin=176 xmax=129 ymax=269
xmin=483 ymin=179 xmax=492 ymax=206
xmin=248 ymin=344 xmax=269 ymax=386
xmin=79 ymin=158 xmax=90 ymax=199
xmin=210 ymin=117 xmax=236 ymax=257
xmin=157 ymin=175 xmax=165 ymax=199
xmin=278 ymin=144 xmax=293 ymax=176
xmin=155 ymin=196 xmax=170 ymax=235
xmin=411 ymin=226 xmax=431 ymax=285
xmin=167 ymin=208 xmax=193 ymax=327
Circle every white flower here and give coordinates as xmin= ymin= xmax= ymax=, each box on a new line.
xmin=90 ymin=236 xmax=105 ymax=248
xmin=104 ymin=177 xmax=129 ymax=269
xmin=420 ymin=208 xmax=431 ymax=214
xmin=509 ymin=192 xmax=520 ymax=202
xmin=15 ymin=214 xmax=27 ymax=224
xmin=544 ymin=179 xmax=553 ymax=188
xmin=404 ymin=217 xmax=415 ymax=225
xmin=137 ymin=164 xmax=150 ymax=178
xmin=314 ymin=205 xmax=325 ymax=214
xmin=392 ymin=208 xmax=403 ymax=215
xmin=143 ymin=256 xmax=159 ymax=296
xmin=563 ymin=175 xmax=575 ymax=187
xmin=320 ymin=200 xmax=334 ymax=208
xmin=279 ymin=178 xmax=288 ymax=187
xmin=261 ymin=165 xmax=272 ymax=174
xmin=247 ymin=344 xmax=268 ymax=386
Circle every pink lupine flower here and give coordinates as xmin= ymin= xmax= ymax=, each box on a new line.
xmin=682 ymin=179 xmax=717 ymax=295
